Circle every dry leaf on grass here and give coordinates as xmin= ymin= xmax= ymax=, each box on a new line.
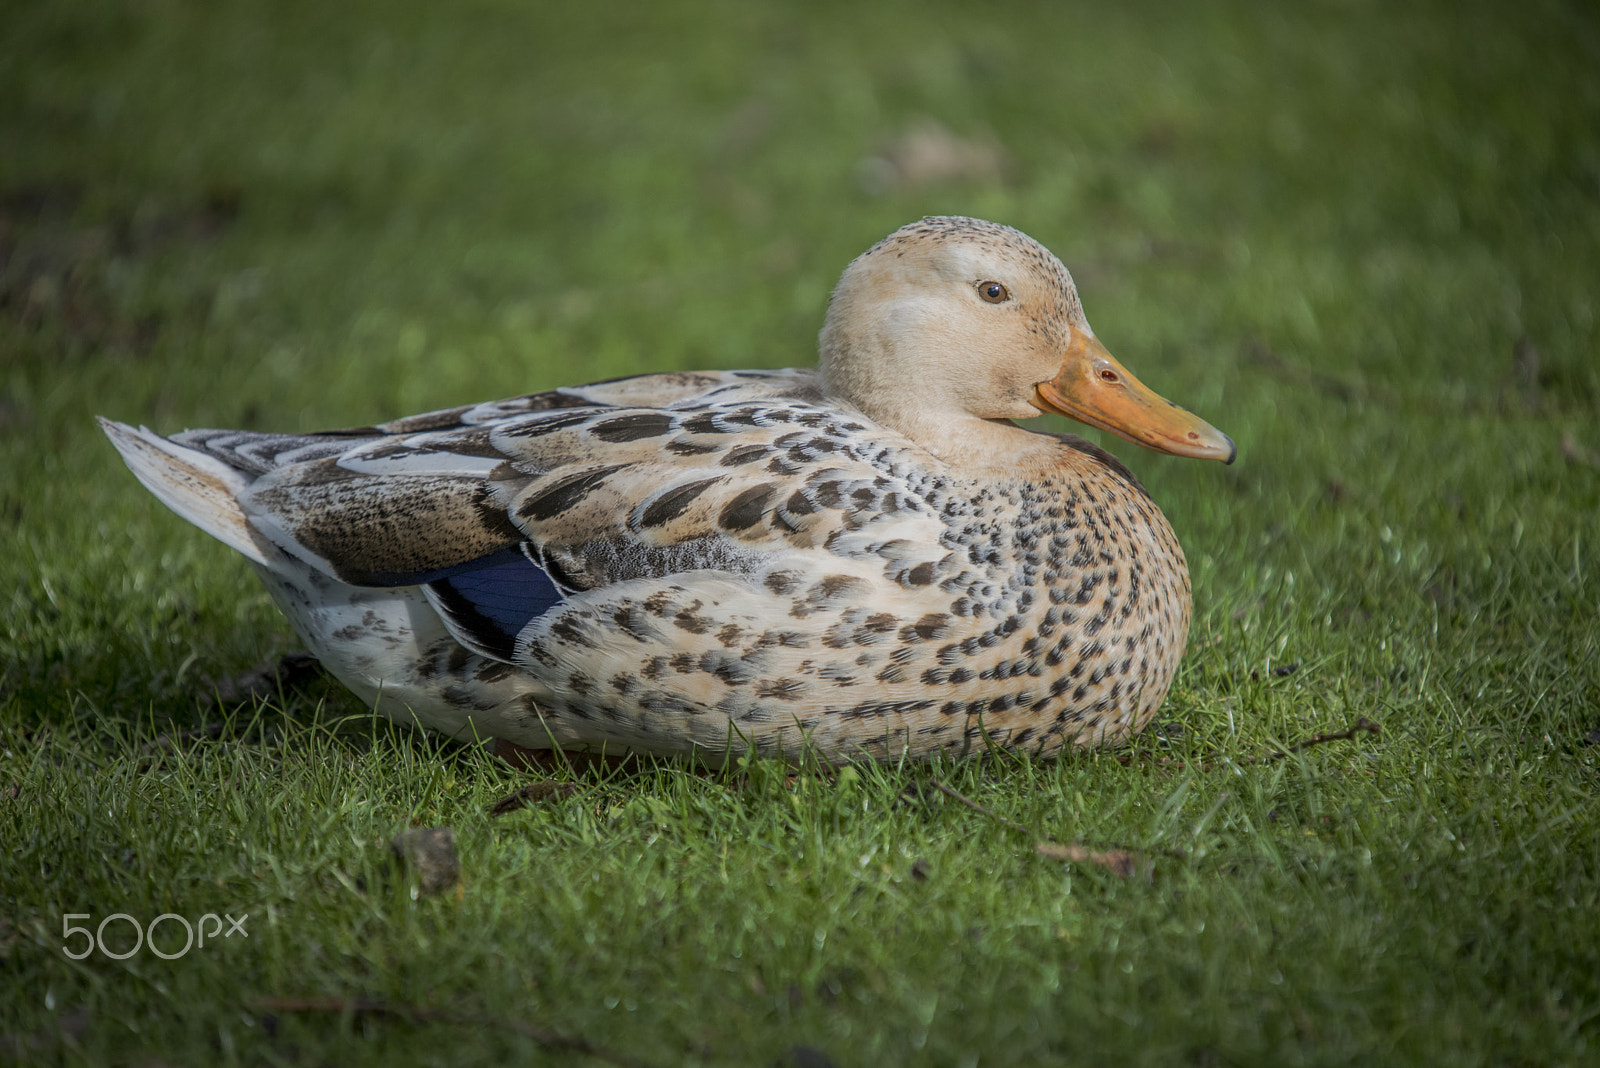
xmin=1035 ymin=842 xmax=1150 ymax=880
xmin=490 ymin=781 xmax=581 ymax=816
xmin=1560 ymin=432 xmax=1600 ymax=468
xmin=858 ymin=119 xmax=1009 ymax=194
xmin=390 ymin=827 xmax=460 ymax=896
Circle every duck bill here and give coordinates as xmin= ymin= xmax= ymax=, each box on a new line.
xmin=1034 ymin=335 xmax=1236 ymax=463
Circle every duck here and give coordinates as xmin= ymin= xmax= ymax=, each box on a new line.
xmin=101 ymin=216 xmax=1233 ymax=764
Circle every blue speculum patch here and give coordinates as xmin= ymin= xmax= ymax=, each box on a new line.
xmin=372 ymin=545 xmax=566 ymax=659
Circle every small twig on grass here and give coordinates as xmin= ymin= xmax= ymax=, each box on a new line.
xmin=1117 ymin=717 xmax=1383 ymax=771
xmin=1114 ymin=749 xmax=1188 ymax=770
xmin=251 ymin=996 xmax=655 ymax=1068
xmin=928 ymin=779 xmax=1032 ymax=835
xmin=141 ymin=720 xmax=227 ymax=754
xmin=928 ymin=779 xmax=1164 ymax=878
xmin=1234 ymin=717 xmax=1381 ymax=765
xmin=929 ymin=718 xmax=1383 ymax=876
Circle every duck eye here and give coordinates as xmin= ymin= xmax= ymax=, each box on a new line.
xmin=977 ymin=281 xmax=1010 ymax=303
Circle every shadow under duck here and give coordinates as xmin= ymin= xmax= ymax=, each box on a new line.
xmin=102 ymin=216 xmax=1233 ymax=763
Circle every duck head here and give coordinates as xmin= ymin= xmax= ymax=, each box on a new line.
xmin=818 ymin=216 xmax=1235 ymax=466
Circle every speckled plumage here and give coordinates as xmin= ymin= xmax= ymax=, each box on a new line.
xmin=103 ymin=217 xmax=1229 ymax=763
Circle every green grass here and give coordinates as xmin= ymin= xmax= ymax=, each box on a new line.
xmin=3 ymin=0 xmax=1599 ymax=1063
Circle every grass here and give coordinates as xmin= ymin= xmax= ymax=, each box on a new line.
xmin=3 ymin=0 xmax=1599 ymax=1063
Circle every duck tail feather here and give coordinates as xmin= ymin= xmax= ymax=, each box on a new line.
xmin=98 ymin=417 xmax=272 ymax=566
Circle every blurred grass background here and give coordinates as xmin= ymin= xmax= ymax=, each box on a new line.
xmin=2 ymin=0 xmax=1598 ymax=1064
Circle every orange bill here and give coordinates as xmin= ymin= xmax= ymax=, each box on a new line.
xmin=1034 ymin=333 xmax=1236 ymax=463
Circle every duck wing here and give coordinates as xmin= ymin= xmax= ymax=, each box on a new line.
xmin=118 ymin=368 xmax=946 ymax=663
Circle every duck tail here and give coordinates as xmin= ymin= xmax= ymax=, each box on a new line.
xmin=98 ymin=417 xmax=271 ymax=566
